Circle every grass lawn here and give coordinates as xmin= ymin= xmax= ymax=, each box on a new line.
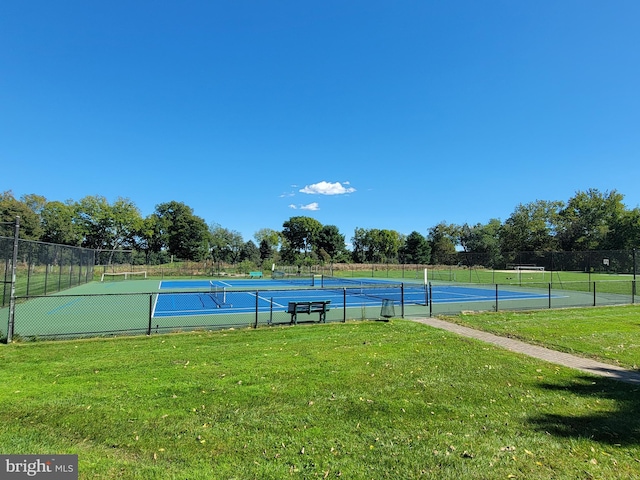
xmin=442 ymin=304 xmax=640 ymax=370
xmin=1 ymin=319 xmax=639 ymax=479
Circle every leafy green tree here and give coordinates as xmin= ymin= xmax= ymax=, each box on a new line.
xmin=315 ymin=225 xmax=346 ymax=263
xmin=281 ymin=216 xmax=322 ymax=262
xmin=556 ymin=189 xmax=626 ymax=251
xmin=21 ymin=194 xmax=47 ymax=216
xmin=154 ymin=201 xmax=209 ymax=261
xmin=617 ymin=208 xmax=640 ymax=250
xmin=40 ymin=200 xmax=81 ymax=245
xmin=499 ymin=200 xmax=562 ymax=252
xmin=377 ymin=229 xmax=402 ymax=262
xmin=259 ymin=239 xmax=272 ymax=261
xmin=75 ymin=196 xmax=143 ymax=263
xmin=427 ymin=222 xmax=458 ymax=264
xmin=209 ymin=223 xmax=245 ymax=264
xmin=75 ymin=195 xmax=113 ymax=252
xmin=254 ymin=228 xmax=281 ymax=266
xmin=254 ymin=228 xmax=281 ymax=252
xmin=350 ymin=228 xmax=402 ymax=263
xmin=226 ymin=230 xmax=245 ymax=264
xmin=458 ymin=219 xmax=502 ymax=267
xmin=240 ymin=240 xmax=261 ymax=264
xmin=209 ymin=224 xmax=232 ymax=264
xmin=351 ymin=227 xmax=370 ymax=263
xmin=401 ymin=231 xmax=431 ymax=264
xmin=0 ymin=191 xmax=43 ymax=240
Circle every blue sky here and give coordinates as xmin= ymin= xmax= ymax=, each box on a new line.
xmin=2 ymin=1 xmax=639 ymax=244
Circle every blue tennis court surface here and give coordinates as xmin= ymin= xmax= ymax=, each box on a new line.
xmin=152 ymin=279 xmax=552 ymax=318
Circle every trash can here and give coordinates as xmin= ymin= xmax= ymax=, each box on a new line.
xmin=380 ymin=299 xmax=395 ymax=321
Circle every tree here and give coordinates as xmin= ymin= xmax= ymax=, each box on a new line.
xmin=458 ymin=219 xmax=502 ymax=267
xmin=351 ymin=228 xmax=370 ymax=263
xmin=240 ymin=240 xmax=261 ymax=264
xmin=376 ymin=229 xmax=402 ymax=263
xmin=225 ymin=230 xmax=245 ymax=264
xmin=556 ymin=189 xmax=626 ymax=251
xmin=315 ymin=225 xmax=346 ymax=263
xmin=75 ymin=195 xmax=114 ymax=252
xmin=499 ymin=200 xmax=562 ymax=252
xmin=209 ymin=224 xmax=245 ymax=264
xmin=427 ymin=223 xmax=458 ymax=264
xmin=21 ymin=194 xmax=47 ymax=216
xmin=401 ymin=231 xmax=431 ymax=264
xmin=154 ymin=201 xmax=209 ymax=261
xmin=254 ymin=228 xmax=281 ymax=252
xmin=617 ymin=207 xmax=640 ymax=250
xmin=281 ymin=216 xmax=322 ymax=262
xmin=259 ymin=239 xmax=272 ymax=261
xmin=75 ymin=195 xmax=143 ymax=263
xmin=40 ymin=200 xmax=81 ymax=245
xmin=350 ymin=228 xmax=402 ymax=263
xmin=0 ymin=191 xmax=43 ymax=240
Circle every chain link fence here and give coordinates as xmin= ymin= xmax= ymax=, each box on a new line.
xmin=2 ymin=278 xmax=636 ymax=341
xmin=1 ymin=236 xmax=95 ymax=307
xmin=6 ymin=284 xmax=414 ymax=341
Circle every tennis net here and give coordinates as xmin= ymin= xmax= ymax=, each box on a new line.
xmin=319 ymin=275 xmax=428 ymax=304
xmin=209 ymin=281 xmax=227 ymax=306
xmin=271 ymin=271 xmax=314 ymax=286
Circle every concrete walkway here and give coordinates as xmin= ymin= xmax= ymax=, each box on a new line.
xmin=409 ymin=317 xmax=640 ymax=385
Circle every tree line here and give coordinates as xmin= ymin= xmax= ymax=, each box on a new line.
xmin=1 ymin=189 xmax=639 ymax=269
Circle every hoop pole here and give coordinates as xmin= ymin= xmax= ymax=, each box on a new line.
xmin=7 ymin=216 xmax=20 ymax=343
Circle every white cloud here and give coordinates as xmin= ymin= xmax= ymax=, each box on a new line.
xmin=290 ymin=202 xmax=320 ymax=211
xmin=301 ymin=202 xmax=320 ymax=211
xmin=299 ymin=181 xmax=356 ymax=195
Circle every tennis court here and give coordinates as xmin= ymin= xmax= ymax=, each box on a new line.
xmin=8 ymin=276 xmax=619 ymax=340
xmin=152 ymin=278 xmax=551 ymax=318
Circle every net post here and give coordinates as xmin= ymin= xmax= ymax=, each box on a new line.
xmin=7 ymin=216 xmax=19 ymax=344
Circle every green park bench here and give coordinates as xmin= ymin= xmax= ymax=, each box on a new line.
xmin=287 ymin=300 xmax=331 ymax=324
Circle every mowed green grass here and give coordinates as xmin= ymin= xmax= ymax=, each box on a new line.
xmin=1 ymin=319 xmax=639 ymax=479
xmin=443 ymin=304 xmax=640 ymax=370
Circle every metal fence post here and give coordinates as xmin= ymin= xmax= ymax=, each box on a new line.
xmin=343 ymin=288 xmax=346 ymax=322
xmin=254 ymin=291 xmax=259 ymax=328
xmin=7 ymin=216 xmax=20 ymax=343
xmin=147 ymin=294 xmax=153 ymax=335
